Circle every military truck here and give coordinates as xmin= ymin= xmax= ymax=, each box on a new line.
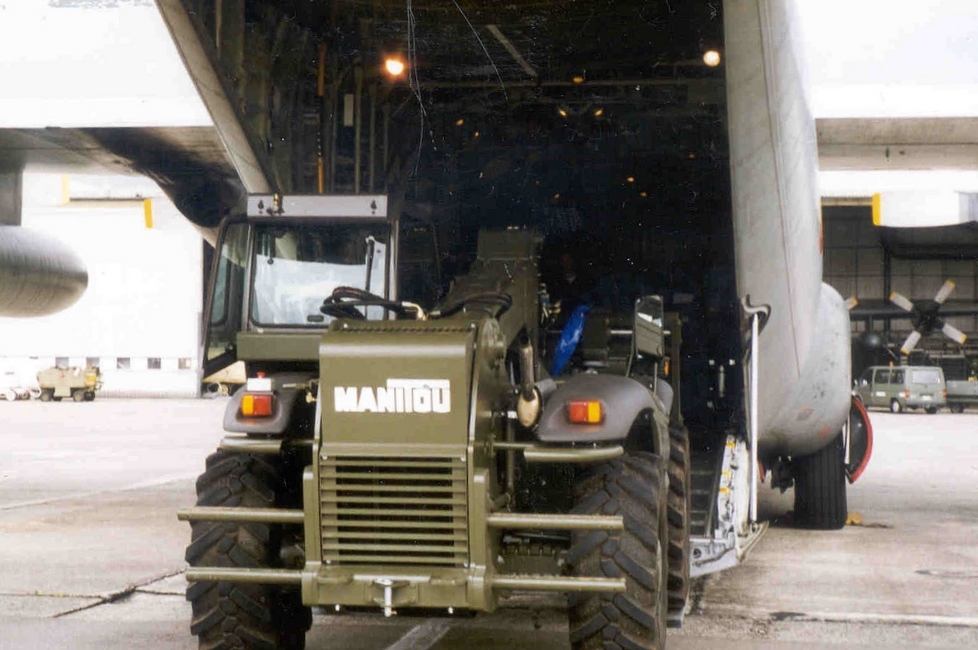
xmin=180 ymin=194 xmax=691 ymax=650
xmin=932 ymin=354 xmax=978 ymax=413
xmin=37 ymin=365 xmax=101 ymax=402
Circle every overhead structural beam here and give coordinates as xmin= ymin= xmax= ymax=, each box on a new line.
xmin=419 ymin=77 xmax=720 ymax=90
xmin=486 ymin=24 xmax=537 ymax=79
xmin=155 ymin=0 xmax=273 ymax=193
xmin=817 ymin=117 xmax=978 ymax=171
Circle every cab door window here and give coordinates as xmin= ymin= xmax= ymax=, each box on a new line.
xmin=204 ymin=220 xmax=249 ymax=375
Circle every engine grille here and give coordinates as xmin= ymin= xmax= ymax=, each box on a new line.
xmin=320 ymin=456 xmax=468 ymax=567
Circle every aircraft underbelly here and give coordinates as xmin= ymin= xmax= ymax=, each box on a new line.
xmin=759 ymin=284 xmax=851 ymax=457
xmin=725 ymin=0 xmax=849 ymax=455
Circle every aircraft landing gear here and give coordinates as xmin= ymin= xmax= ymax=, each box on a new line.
xmin=792 ymin=434 xmax=847 ymax=530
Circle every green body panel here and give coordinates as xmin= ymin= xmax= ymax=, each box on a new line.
xmin=319 ymin=320 xmax=477 ymax=447
xmin=304 ymin=314 xmax=512 ymax=610
xmin=237 ymin=332 xmax=323 ymax=361
xmin=440 ymin=230 xmax=541 ymax=350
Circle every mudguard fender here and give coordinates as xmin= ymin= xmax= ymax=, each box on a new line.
xmin=536 ymin=374 xmax=665 ymax=452
xmin=846 ymin=396 xmax=873 ymax=483
xmin=223 ymin=372 xmax=314 ymax=435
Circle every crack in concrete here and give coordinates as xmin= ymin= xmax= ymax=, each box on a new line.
xmin=0 ymin=474 xmax=196 ymax=512
xmin=694 ymin=607 xmax=978 ymax=629
xmin=52 ymin=569 xmax=186 ymax=618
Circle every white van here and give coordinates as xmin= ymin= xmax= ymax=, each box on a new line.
xmin=854 ymin=365 xmax=947 ymax=413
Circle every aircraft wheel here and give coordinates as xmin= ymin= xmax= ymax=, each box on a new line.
xmin=890 ymin=399 xmax=902 ymax=414
xmin=793 ymin=434 xmax=847 ymax=530
xmin=666 ymin=423 xmax=691 ymax=622
xmin=567 ymin=451 xmax=668 ymax=650
xmin=186 ymin=450 xmax=310 ymax=650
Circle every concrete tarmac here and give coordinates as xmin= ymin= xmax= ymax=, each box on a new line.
xmin=1 ymin=399 xmax=977 ymax=649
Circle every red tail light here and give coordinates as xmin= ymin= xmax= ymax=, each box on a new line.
xmin=567 ymin=400 xmax=604 ymax=424
xmin=241 ymin=393 xmax=274 ymax=417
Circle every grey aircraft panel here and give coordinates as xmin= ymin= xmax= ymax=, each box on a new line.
xmin=724 ymin=0 xmax=850 ymax=454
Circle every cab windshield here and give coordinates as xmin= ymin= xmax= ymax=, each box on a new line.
xmin=249 ymin=222 xmax=388 ymax=327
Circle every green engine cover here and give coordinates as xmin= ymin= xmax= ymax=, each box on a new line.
xmin=319 ymin=320 xmax=478 ymax=451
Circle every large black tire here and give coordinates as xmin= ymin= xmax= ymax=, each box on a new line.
xmin=665 ymin=424 xmax=690 ymax=622
xmin=72 ymin=389 xmax=86 ymax=402
xmin=793 ymin=434 xmax=847 ymax=530
xmin=567 ymin=452 xmax=668 ymax=650
xmin=186 ymin=450 xmax=311 ymax=650
xmin=39 ymin=390 xmax=52 ymax=402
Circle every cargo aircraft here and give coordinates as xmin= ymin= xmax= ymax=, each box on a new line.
xmin=0 ymin=0 xmax=877 ymax=616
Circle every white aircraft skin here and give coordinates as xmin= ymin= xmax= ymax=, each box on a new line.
xmin=725 ymin=0 xmax=851 ymax=459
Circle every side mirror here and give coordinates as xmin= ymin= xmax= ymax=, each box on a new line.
xmin=634 ymin=295 xmax=664 ymax=358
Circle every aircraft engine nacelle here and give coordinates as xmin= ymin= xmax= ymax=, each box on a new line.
xmin=0 ymin=226 xmax=88 ymax=317
xmin=760 ymin=283 xmax=852 ymax=459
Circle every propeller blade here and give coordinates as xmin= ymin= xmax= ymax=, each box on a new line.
xmin=845 ymin=296 xmax=859 ymax=310
xmin=942 ymin=322 xmax=968 ymax=345
xmin=934 ymin=279 xmax=956 ymax=305
xmin=900 ymin=330 xmax=922 ymax=355
xmin=889 ymin=291 xmax=915 ymax=313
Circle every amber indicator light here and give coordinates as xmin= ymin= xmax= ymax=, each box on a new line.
xmin=567 ymin=400 xmax=603 ymax=424
xmin=241 ymin=393 xmax=274 ymax=417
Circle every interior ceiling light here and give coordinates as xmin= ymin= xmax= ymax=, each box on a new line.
xmin=558 ymin=108 xmax=569 ymax=118
xmin=553 ymin=193 xmax=561 ymax=199
xmin=639 ymin=191 xmax=648 ymax=198
xmin=593 ymin=108 xmax=604 ymax=117
xmin=384 ymin=58 xmax=406 ymax=76
xmin=572 ymin=75 xmax=585 ymax=84
xmin=455 ymin=118 xmax=464 ymax=126
xmin=626 ymin=176 xmax=635 ymax=183
xmin=703 ymin=50 xmax=721 ymax=67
